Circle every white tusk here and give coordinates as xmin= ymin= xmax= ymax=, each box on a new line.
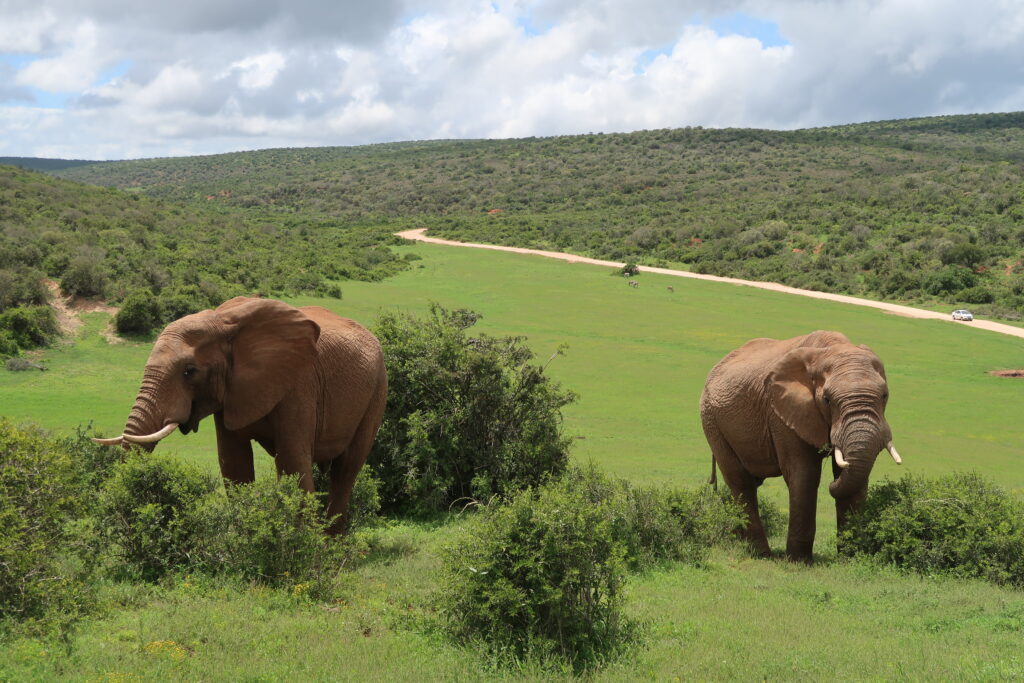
xmin=886 ymin=441 xmax=902 ymax=465
xmin=92 ymin=435 xmax=124 ymax=446
xmin=123 ymin=423 xmax=179 ymax=444
xmin=833 ymin=446 xmax=849 ymax=469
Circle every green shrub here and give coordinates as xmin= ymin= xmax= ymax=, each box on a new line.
xmin=438 ymin=470 xmax=639 ymax=670
xmin=560 ymin=466 xmax=745 ymax=569
xmin=0 ymin=421 xmax=96 ymax=635
xmin=98 ymin=452 xmax=218 ymax=581
xmin=438 ymin=466 xmax=743 ymax=669
xmin=60 ymin=245 xmax=108 ymax=298
xmin=0 ymin=331 xmax=19 ymax=358
xmin=0 ymin=266 xmax=49 ymax=313
xmin=0 ymin=305 xmax=58 ymax=350
xmin=156 ymin=285 xmax=210 ymax=322
xmin=840 ymin=473 xmax=1024 ymax=586
xmin=958 ymin=285 xmax=995 ymax=304
xmin=370 ymin=304 xmax=575 ymax=513
xmin=195 ymin=476 xmax=341 ymax=594
xmin=114 ymin=289 xmax=162 ymax=335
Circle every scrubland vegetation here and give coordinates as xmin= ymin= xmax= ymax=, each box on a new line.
xmin=0 ymin=164 xmax=406 ymax=347
xmin=47 ymin=111 xmax=1024 ymax=320
xmin=3 ymin=112 xmax=1024 ymax=677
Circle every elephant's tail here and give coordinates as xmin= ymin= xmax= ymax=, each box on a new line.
xmin=709 ymin=455 xmax=717 ymax=490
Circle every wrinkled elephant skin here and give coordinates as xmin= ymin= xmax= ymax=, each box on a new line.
xmin=96 ymin=297 xmax=387 ymax=534
xmin=700 ymin=330 xmax=900 ymax=562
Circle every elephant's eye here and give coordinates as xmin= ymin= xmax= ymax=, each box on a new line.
xmin=823 ymin=394 xmax=831 ymax=405
xmin=183 ymin=366 xmax=197 ymax=379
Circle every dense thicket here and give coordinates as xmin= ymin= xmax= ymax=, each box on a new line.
xmin=841 ymin=473 xmax=1024 ymax=586
xmin=369 ymin=305 xmax=575 ymax=514
xmin=0 ymin=164 xmax=408 ymax=340
xmin=53 ymin=112 xmax=1024 ymax=318
xmin=438 ymin=466 xmax=743 ymax=670
xmin=0 ymin=421 xmax=379 ymax=636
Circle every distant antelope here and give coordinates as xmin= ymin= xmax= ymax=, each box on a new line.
xmin=667 ymin=286 xmax=674 ymax=293
xmin=628 ymin=280 xmax=639 ymax=288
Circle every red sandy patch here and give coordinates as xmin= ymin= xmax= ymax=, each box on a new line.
xmin=43 ymin=279 xmax=121 ymax=343
xmin=990 ymin=369 xmax=1024 ymax=378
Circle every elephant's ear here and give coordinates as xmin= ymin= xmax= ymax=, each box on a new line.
xmin=216 ymin=298 xmax=321 ymax=431
xmin=767 ymin=347 xmax=829 ymax=448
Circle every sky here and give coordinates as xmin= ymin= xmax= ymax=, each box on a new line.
xmin=2 ymin=0 xmax=1023 ymax=160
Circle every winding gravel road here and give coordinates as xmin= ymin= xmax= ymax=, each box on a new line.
xmin=397 ymin=228 xmax=1024 ymax=341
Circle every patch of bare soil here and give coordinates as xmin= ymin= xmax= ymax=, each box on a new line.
xmin=990 ymin=370 xmax=1024 ymax=378
xmin=43 ymin=279 xmax=122 ymax=343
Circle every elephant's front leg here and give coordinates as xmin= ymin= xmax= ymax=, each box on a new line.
xmin=214 ymin=412 xmax=254 ymax=484
xmin=781 ymin=456 xmax=822 ymax=563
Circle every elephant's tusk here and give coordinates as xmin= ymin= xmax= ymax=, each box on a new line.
xmin=886 ymin=441 xmax=902 ymax=465
xmin=92 ymin=435 xmax=125 ymax=446
xmin=833 ymin=446 xmax=849 ymax=469
xmin=123 ymin=423 xmax=179 ymax=444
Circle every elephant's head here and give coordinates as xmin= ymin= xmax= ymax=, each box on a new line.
xmin=767 ymin=341 xmax=901 ymax=501
xmin=94 ymin=297 xmax=320 ymax=449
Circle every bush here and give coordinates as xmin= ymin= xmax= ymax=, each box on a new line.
xmin=618 ymin=263 xmax=640 ymax=277
xmin=98 ymin=452 xmax=218 ymax=581
xmin=839 ymin=473 xmax=1024 ymax=586
xmin=114 ymin=289 xmax=163 ymax=335
xmin=195 ymin=476 xmax=342 ymax=594
xmin=61 ymin=245 xmax=108 ymax=298
xmin=561 ymin=467 xmax=745 ymax=569
xmin=0 ymin=331 xmax=19 ymax=358
xmin=370 ymin=304 xmax=575 ymax=513
xmin=438 ymin=470 xmax=639 ymax=670
xmin=156 ymin=285 xmax=210 ymax=323
xmin=0 ymin=421 xmax=96 ymax=635
xmin=958 ymin=285 xmax=995 ymax=304
xmin=438 ymin=466 xmax=744 ymax=669
xmin=0 ymin=266 xmax=49 ymax=313
xmin=0 ymin=305 xmax=58 ymax=350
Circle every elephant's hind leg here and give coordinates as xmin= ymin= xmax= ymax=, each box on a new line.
xmin=326 ymin=409 xmax=384 ymax=535
xmin=704 ymin=424 xmax=771 ymax=557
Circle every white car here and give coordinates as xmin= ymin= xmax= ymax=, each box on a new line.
xmin=952 ymin=309 xmax=974 ymax=321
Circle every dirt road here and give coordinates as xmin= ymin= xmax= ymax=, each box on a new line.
xmin=396 ymin=228 xmax=1024 ymax=341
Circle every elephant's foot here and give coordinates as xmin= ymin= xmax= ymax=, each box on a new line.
xmin=785 ymin=539 xmax=814 ymax=564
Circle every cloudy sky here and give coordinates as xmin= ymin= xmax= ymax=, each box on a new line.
xmin=2 ymin=0 xmax=1023 ymax=160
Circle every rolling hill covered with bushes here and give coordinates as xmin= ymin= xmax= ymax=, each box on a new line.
xmin=51 ymin=111 xmax=1024 ymax=319
xmin=0 ymin=164 xmax=408 ymax=347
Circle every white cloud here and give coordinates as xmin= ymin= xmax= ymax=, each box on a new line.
xmin=1 ymin=0 xmax=1023 ymax=158
xmin=226 ymin=51 xmax=287 ymax=90
xmin=14 ymin=21 xmax=106 ymax=92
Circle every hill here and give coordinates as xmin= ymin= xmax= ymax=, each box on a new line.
xmin=0 ymin=164 xmax=408 ymax=331
xmin=0 ymin=157 xmax=100 ymax=172
xmin=50 ymin=111 xmax=1024 ymax=319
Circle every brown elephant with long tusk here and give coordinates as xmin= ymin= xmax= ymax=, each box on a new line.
xmin=94 ymin=296 xmax=387 ymax=535
xmin=700 ymin=330 xmax=902 ymax=562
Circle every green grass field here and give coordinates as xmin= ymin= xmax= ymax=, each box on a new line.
xmin=2 ymin=241 xmax=1023 ymax=679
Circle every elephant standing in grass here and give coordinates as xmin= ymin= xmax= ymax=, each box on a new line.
xmin=94 ymin=297 xmax=387 ymax=534
xmin=700 ymin=330 xmax=902 ymax=562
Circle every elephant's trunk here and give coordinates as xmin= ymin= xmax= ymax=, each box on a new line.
xmin=828 ymin=419 xmax=885 ymax=500
xmin=92 ymin=367 xmax=179 ymax=450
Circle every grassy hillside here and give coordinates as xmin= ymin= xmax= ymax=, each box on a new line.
xmin=4 ymin=242 xmax=1021 ymax=515
xmin=2 ymin=242 xmax=1024 ymax=679
xmin=52 ymin=112 xmax=1024 ymax=319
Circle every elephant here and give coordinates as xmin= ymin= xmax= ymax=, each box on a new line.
xmin=700 ymin=330 xmax=902 ymax=562
xmin=94 ymin=296 xmax=387 ymax=534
